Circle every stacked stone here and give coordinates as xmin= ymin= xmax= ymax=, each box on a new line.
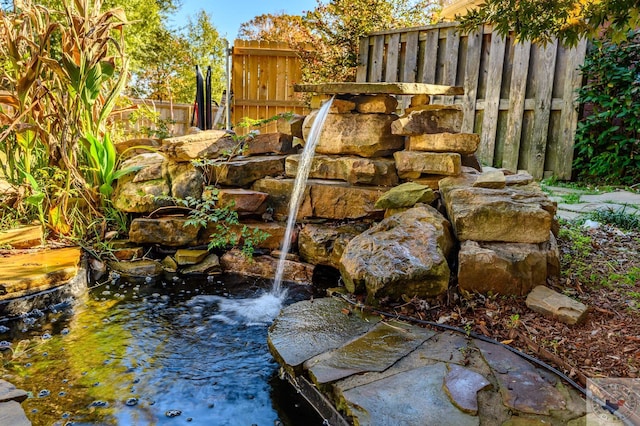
xmin=439 ymin=171 xmax=561 ymax=296
xmin=390 ymin=100 xmax=480 ymax=188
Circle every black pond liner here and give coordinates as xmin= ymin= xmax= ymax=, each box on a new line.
xmin=0 ymin=272 xmax=329 ymax=425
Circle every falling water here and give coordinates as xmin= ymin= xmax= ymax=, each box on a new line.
xmin=272 ymin=96 xmax=335 ymax=296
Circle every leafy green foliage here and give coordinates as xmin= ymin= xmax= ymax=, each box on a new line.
xmin=573 ymin=32 xmax=640 ymax=186
xmin=458 ymin=0 xmax=640 ymax=47
xmin=157 ymin=188 xmax=270 ymax=258
xmin=587 ymin=207 xmax=640 ymax=232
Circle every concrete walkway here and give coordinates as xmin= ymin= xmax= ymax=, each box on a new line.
xmin=268 ymin=297 xmax=588 ymax=426
xmin=544 ymin=186 xmax=640 ymax=221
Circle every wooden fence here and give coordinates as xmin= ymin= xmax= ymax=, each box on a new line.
xmin=112 ymin=99 xmax=197 ymax=139
xmin=232 ymin=40 xmax=309 ymax=135
xmin=356 ymin=23 xmax=588 ymax=180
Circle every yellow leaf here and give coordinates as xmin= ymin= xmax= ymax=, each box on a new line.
xmin=49 ymin=205 xmax=71 ymax=235
xmin=500 ymin=339 xmax=514 ymax=345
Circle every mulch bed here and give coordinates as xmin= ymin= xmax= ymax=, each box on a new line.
xmin=380 ymin=222 xmax=640 ymax=387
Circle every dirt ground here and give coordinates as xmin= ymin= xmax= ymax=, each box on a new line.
xmin=381 ymin=221 xmax=640 ymax=387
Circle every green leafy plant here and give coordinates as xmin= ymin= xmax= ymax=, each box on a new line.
xmin=586 ymin=207 xmax=640 ymax=232
xmin=156 ymin=188 xmax=270 ymax=258
xmin=573 ymin=31 xmax=640 ymax=186
xmin=82 ymin=133 xmax=141 ymax=199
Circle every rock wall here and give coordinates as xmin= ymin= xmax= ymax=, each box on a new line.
xmin=111 ymin=93 xmax=558 ymax=299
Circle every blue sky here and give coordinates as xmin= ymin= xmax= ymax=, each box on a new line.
xmin=170 ymin=0 xmax=319 ymax=41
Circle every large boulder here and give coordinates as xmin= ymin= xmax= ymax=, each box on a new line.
xmin=439 ymin=175 xmax=556 ymax=243
xmin=285 ymin=154 xmax=398 ymax=186
xmin=167 ymin=161 xmax=204 ymax=200
xmin=458 ymin=236 xmax=559 ymax=296
xmin=298 ymin=223 xmax=369 ymax=269
xmin=302 ymin=111 xmax=404 ymax=157
xmin=244 ymin=133 xmax=296 ymax=155
xmin=339 ymin=205 xmax=454 ymax=301
xmin=162 ymin=130 xmax=238 ymax=162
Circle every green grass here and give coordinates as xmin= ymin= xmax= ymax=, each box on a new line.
xmin=587 ymin=207 xmax=640 ymax=232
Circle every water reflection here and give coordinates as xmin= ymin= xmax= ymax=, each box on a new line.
xmin=0 ymin=274 xmax=320 ymax=425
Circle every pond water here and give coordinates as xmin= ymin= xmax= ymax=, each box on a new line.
xmin=0 ymin=274 xmax=324 ymax=425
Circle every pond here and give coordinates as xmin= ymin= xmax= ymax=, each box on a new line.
xmin=0 ymin=273 xmax=325 ymax=425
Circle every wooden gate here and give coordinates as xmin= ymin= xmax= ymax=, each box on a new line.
xmin=356 ymin=23 xmax=588 ymax=180
xmin=231 ymin=40 xmax=309 ymax=135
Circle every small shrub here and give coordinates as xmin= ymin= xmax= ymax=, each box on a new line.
xmin=573 ymin=30 xmax=640 ymax=186
xmin=587 ymin=207 xmax=640 ymax=231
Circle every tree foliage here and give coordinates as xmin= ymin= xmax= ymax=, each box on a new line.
xmin=572 ymin=31 xmax=640 ymax=185
xmin=458 ymin=0 xmax=640 ymax=46
xmin=238 ymin=0 xmax=438 ymax=83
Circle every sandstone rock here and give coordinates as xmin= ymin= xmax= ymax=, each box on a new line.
xmin=440 ymin=175 xmax=556 ymax=243
xmin=175 ymin=249 xmax=209 ymax=265
xmin=209 ymin=155 xmax=286 ymax=187
xmin=0 ymin=225 xmax=42 ymax=249
xmin=526 ymin=286 xmax=588 ymax=325
xmin=181 ymin=253 xmax=222 ymax=275
xmin=167 ymin=161 xmax=204 ymax=199
xmin=505 ymin=172 xmax=534 ymax=186
xmin=458 ymin=240 xmax=554 ymax=295
xmin=374 ymin=182 xmax=436 ymax=209
xmin=161 ymin=256 xmax=178 ymax=273
xmin=200 ymin=220 xmax=293 ymax=251
xmin=391 ymin=106 xmax=463 ymax=135
xmin=129 ymin=217 xmax=199 ymax=246
xmin=112 ymin=246 xmax=144 ymax=261
xmin=108 ymin=259 xmax=164 ymax=278
xmin=112 ymin=173 xmax=171 ymax=213
xmin=244 ymin=133 xmax=295 ymax=155
xmin=302 ymin=111 xmax=404 ymax=157
xmin=115 ymin=137 xmax=160 ymax=156
xmin=353 ymin=94 xmax=398 ymax=114
xmin=407 ymin=175 xmax=448 ymax=190
xmin=394 ymin=151 xmax=462 ymax=176
xmin=473 ymin=170 xmax=506 ymax=189
xmin=340 ymin=205 xmax=454 ymax=301
xmin=410 ymin=94 xmax=430 ymax=107
xmin=253 ymin=178 xmax=386 ymax=221
xmin=214 ymin=188 xmax=268 ymax=215
xmin=285 ymin=154 xmax=398 ymax=186
xmin=120 ymin=153 xmax=165 ymax=182
xmin=298 ymin=223 xmax=369 ymax=268
xmin=220 ymin=249 xmax=314 ymax=284
xmin=329 ymin=99 xmax=356 ymax=114
xmin=162 ymin=130 xmax=238 ymax=162
xmin=406 ymin=133 xmax=479 ymax=155
xmin=276 ymin=115 xmax=305 ymax=138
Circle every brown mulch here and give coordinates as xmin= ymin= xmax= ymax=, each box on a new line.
xmin=380 ymin=222 xmax=640 ymax=387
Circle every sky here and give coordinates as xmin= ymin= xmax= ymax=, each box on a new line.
xmin=169 ymin=0 xmax=319 ymax=41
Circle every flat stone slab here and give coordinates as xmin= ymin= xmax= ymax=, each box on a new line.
xmin=304 ymin=320 xmax=434 ymax=384
xmin=0 ymin=225 xmax=42 ymax=249
xmin=0 ymin=380 xmax=27 ymax=403
xmin=209 ymin=155 xmax=286 ymax=187
xmin=268 ymin=298 xmax=381 ymax=373
xmin=476 ymin=340 xmax=569 ymax=415
xmin=340 ymin=363 xmax=479 ymax=426
xmin=0 ymin=401 xmax=30 ymax=426
xmin=444 ymin=364 xmax=491 ymax=415
xmin=525 ymin=285 xmax=588 ymax=325
xmin=0 ymin=247 xmax=81 ymax=301
xmin=294 ymin=82 xmax=464 ymax=96
xmin=580 ymin=190 xmax=640 ymax=205
xmin=285 ymin=154 xmax=399 ymax=186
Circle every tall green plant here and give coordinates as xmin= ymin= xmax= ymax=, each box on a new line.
xmin=573 ymin=31 xmax=640 ymax=186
